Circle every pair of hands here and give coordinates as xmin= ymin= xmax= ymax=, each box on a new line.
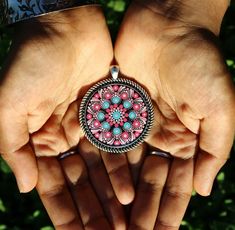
xmin=0 ymin=1 xmax=235 ymax=229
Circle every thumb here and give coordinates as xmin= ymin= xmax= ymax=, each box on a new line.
xmin=194 ymin=109 xmax=235 ymax=196
xmin=0 ymin=108 xmax=38 ymax=193
xmin=1 ymin=144 xmax=38 ymax=193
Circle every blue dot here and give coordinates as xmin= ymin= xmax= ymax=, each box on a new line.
xmin=124 ymin=122 xmax=132 ymax=130
xmin=112 ymin=111 xmax=121 ymax=120
xmin=97 ymin=112 xmax=105 ymax=121
xmin=102 ymin=101 xmax=110 ymax=110
xmin=111 ymin=96 xmax=121 ymax=104
xmin=129 ymin=111 xmax=137 ymax=120
xmin=113 ymin=127 xmax=122 ymax=135
xmin=102 ymin=122 xmax=111 ymax=130
xmin=123 ymin=101 xmax=132 ymax=109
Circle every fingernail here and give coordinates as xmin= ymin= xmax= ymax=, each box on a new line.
xmin=17 ymin=179 xmax=28 ymax=193
xmin=203 ymin=182 xmax=213 ymax=196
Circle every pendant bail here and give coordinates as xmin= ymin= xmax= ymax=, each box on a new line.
xmin=110 ymin=65 xmax=120 ymax=80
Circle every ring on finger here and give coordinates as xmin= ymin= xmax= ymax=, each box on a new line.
xmin=58 ymin=149 xmax=77 ymax=160
xmin=148 ymin=149 xmax=173 ymax=159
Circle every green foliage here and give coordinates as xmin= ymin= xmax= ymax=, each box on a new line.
xmin=0 ymin=1 xmax=235 ymax=229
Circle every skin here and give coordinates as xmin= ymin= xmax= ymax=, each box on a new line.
xmin=0 ymin=1 xmax=234 ymax=230
xmin=115 ymin=0 xmax=235 ymax=229
xmin=0 ymin=6 xmax=134 ymax=229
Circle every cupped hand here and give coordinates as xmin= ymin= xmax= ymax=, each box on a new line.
xmin=115 ymin=1 xmax=235 ymax=229
xmin=0 ymin=5 xmax=134 ymax=206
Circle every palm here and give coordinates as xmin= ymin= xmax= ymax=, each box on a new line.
xmin=115 ymin=3 xmax=234 ymax=160
xmin=0 ymin=8 xmax=113 ymax=190
xmin=7 ymin=20 xmax=112 ymax=156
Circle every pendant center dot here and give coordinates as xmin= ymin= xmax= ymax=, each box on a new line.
xmin=112 ymin=111 xmax=121 ymax=120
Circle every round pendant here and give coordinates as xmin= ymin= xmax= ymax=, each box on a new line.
xmin=79 ymin=66 xmax=154 ymax=153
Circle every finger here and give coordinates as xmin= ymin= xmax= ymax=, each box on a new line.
xmin=0 ymin=108 xmax=38 ymax=193
xmin=62 ymin=100 xmax=81 ymax=148
xmin=60 ymin=152 xmax=112 ymax=230
xmin=194 ymin=151 xmax=227 ymax=196
xmin=101 ymin=150 xmax=135 ymax=205
xmin=126 ymin=144 xmax=146 ymax=186
xmin=1 ymin=144 xmax=38 ymax=193
xmin=79 ymin=139 xmax=126 ymax=230
xmin=129 ymin=155 xmax=170 ymax=230
xmin=31 ymin=114 xmax=70 ymax=157
xmin=36 ymin=157 xmax=83 ymax=230
xmin=194 ymin=111 xmax=235 ymax=196
xmin=155 ymin=158 xmax=193 ymax=230
xmin=146 ymin=100 xmax=198 ymax=159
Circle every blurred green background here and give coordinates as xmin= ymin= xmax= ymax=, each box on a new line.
xmin=0 ymin=0 xmax=235 ymax=230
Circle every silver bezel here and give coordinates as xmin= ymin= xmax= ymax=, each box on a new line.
xmin=79 ymin=77 xmax=154 ymax=154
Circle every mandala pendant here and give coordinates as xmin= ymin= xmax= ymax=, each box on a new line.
xmin=79 ymin=66 xmax=154 ymax=154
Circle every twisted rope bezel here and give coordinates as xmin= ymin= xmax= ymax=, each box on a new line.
xmin=79 ymin=77 xmax=154 ymax=154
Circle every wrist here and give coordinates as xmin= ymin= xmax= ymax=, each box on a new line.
xmin=14 ymin=6 xmax=105 ymax=42
xmin=12 ymin=6 xmax=107 ymax=60
xmin=20 ymin=6 xmax=103 ymax=33
xmin=134 ymin=0 xmax=229 ymax=35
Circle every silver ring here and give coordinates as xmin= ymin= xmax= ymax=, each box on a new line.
xmin=58 ymin=149 xmax=77 ymax=160
xmin=148 ymin=150 xmax=173 ymax=159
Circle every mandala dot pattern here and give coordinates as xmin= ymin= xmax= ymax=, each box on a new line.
xmin=80 ymin=78 xmax=154 ymax=153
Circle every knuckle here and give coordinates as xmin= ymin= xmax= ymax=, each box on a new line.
xmin=129 ymin=223 xmax=148 ymax=230
xmin=108 ymin=163 xmax=126 ymax=177
xmin=138 ymin=180 xmax=164 ymax=194
xmin=164 ymin=186 xmax=191 ymax=200
xmin=39 ymin=184 xmax=65 ymax=198
xmin=83 ymin=215 xmax=107 ymax=229
xmin=172 ymin=145 xmax=196 ymax=159
xmin=155 ymin=219 xmax=179 ymax=230
xmin=55 ymin=217 xmax=81 ymax=230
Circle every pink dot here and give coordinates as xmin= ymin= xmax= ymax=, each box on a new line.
xmin=134 ymin=132 xmax=140 ymax=138
xmin=106 ymin=109 xmax=110 ymax=113
xmin=124 ymin=118 xmax=127 ymax=122
xmin=104 ymin=92 xmax=112 ymax=99
xmin=114 ymin=140 xmax=121 ymax=146
xmin=125 ymin=113 xmax=129 ymax=117
xmin=94 ymin=93 xmax=100 ymax=99
xmin=95 ymin=133 xmax=100 ymax=138
xmin=133 ymin=120 xmax=141 ymax=128
xmin=86 ymin=114 xmax=93 ymax=120
xmin=114 ymin=104 xmax=118 ymax=108
xmin=113 ymin=85 xmax=119 ymax=91
xmin=121 ymin=92 xmax=128 ymax=100
xmin=105 ymin=132 xmax=112 ymax=138
xmin=120 ymin=122 xmax=124 ymax=126
xmin=142 ymin=112 xmax=148 ymax=118
xmin=93 ymin=120 xmax=101 ymax=128
xmin=93 ymin=103 xmax=101 ymax=111
xmin=133 ymin=93 xmax=139 ymax=99
xmin=105 ymin=114 xmax=109 ymax=118
xmin=119 ymin=105 xmax=124 ymax=109
xmin=122 ymin=132 xmax=129 ymax=139
xmin=133 ymin=104 xmax=141 ymax=111
xmin=110 ymin=105 xmax=114 ymax=109
xmin=115 ymin=124 xmax=119 ymax=128
xmin=110 ymin=122 xmax=113 ymax=126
